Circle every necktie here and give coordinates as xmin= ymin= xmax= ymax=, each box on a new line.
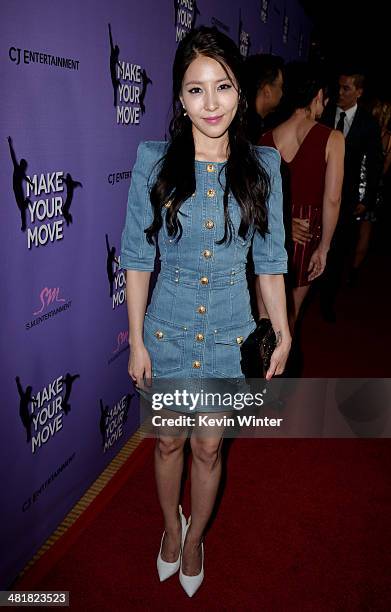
xmin=336 ymin=111 xmax=346 ymax=134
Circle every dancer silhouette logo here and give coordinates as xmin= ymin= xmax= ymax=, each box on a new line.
xmin=105 ymin=233 xmax=126 ymax=309
xmin=174 ymin=0 xmax=200 ymax=42
xmin=108 ymin=23 xmax=152 ymax=124
xmin=7 ymin=137 xmax=82 ymax=248
xmin=16 ymin=373 xmax=80 ymax=455
xmin=99 ymin=393 xmax=134 ymax=453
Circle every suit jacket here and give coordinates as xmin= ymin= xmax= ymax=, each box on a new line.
xmin=321 ymin=104 xmax=383 ymax=215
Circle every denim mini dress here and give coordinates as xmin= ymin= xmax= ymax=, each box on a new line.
xmin=120 ymin=141 xmax=287 ymax=413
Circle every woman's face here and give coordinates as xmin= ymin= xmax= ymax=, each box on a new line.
xmin=180 ymin=55 xmax=239 ymax=143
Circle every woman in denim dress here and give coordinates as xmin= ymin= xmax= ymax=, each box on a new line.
xmin=120 ymin=27 xmax=291 ymax=596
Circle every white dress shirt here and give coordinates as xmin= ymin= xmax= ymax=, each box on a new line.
xmin=335 ymin=104 xmax=357 ymax=137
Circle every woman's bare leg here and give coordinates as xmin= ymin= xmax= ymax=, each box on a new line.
xmin=154 ymin=410 xmax=188 ymax=561
xmin=289 ymin=285 xmax=310 ymax=333
xmin=181 ymin=415 xmax=229 ymax=575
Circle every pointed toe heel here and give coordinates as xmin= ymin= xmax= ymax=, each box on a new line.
xmin=179 ymin=517 xmax=204 ymax=597
xmin=156 ymin=505 xmax=186 ymax=582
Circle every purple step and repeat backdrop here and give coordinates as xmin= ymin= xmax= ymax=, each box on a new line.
xmin=0 ymin=0 xmax=311 ymax=588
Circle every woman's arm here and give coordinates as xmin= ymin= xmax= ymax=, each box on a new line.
xmin=125 ymin=270 xmax=152 ymax=387
xmin=256 ymin=274 xmax=291 ymax=379
xmin=126 ymin=270 xmax=151 ymax=347
xmin=252 ymin=146 xmax=290 ymax=377
xmin=321 ymin=129 xmax=344 ymax=250
xmin=307 ymin=129 xmax=344 ymax=281
xmin=120 ymin=142 xmax=161 ymax=387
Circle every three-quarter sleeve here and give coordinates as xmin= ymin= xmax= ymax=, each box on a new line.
xmin=252 ymin=146 xmax=288 ymax=275
xmin=119 ymin=142 xmax=158 ymax=271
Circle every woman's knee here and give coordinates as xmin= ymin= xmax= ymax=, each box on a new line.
xmin=156 ymin=435 xmax=186 ymax=460
xmin=190 ymin=437 xmax=222 ymax=467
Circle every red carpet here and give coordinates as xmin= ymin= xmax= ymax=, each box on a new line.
xmin=15 ymin=438 xmax=391 ymax=610
xmin=301 ymin=248 xmax=391 ymax=378
xmin=15 ymin=245 xmax=391 ymax=610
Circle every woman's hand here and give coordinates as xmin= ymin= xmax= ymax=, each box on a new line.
xmin=292 ymin=218 xmax=312 ymax=245
xmin=265 ymin=334 xmax=291 ymax=380
xmin=307 ymin=246 xmax=328 ymax=282
xmin=128 ymin=343 xmax=152 ymax=390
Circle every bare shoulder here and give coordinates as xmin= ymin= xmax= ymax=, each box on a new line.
xmin=326 ymin=129 xmax=345 ymax=155
xmin=328 ymin=129 xmax=345 ymax=146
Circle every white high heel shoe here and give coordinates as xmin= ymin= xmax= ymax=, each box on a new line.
xmin=179 ymin=516 xmax=204 ymax=597
xmin=156 ymin=505 xmax=187 ymax=582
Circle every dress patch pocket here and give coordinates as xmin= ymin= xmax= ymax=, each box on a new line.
xmin=143 ymin=313 xmax=186 ymax=376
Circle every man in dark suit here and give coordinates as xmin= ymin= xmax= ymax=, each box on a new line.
xmin=320 ymin=70 xmax=383 ymax=321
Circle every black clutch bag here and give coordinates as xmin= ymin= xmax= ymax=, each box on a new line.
xmin=240 ymin=318 xmax=276 ymax=378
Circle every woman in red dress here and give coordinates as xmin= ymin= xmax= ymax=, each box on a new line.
xmin=260 ymin=63 xmax=345 ymax=331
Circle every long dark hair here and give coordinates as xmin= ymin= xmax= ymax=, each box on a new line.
xmin=145 ymin=26 xmax=270 ymax=245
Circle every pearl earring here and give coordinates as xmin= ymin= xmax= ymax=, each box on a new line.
xmin=182 ymin=107 xmax=187 ymax=116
